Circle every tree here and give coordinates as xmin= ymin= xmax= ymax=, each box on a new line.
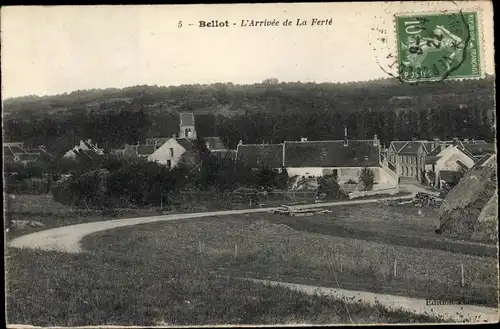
xmin=255 ymin=166 xmax=279 ymax=189
xmin=359 ymin=167 xmax=375 ymax=191
xmin=317 ymin=174 xmax=347 ymax=200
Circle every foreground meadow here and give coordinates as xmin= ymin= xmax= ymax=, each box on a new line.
xmin=6 ymin=246 xmax=446 ymax=326
xmin=80 ymin=214 xmax=497 ymax=306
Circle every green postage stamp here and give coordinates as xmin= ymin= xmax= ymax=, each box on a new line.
xmin=396 ymin=11 xmax=481 ymax=83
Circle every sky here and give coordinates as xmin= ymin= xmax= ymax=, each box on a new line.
xmin=1 ymin=2 xmax=495 ymax=99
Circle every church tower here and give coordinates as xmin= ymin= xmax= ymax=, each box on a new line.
xmin=179 ymin=112 xmax=197 ymax=139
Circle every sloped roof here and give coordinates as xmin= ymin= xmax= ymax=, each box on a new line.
xmin=460 ymin=143 xmax=496 ymax=156
xmin=456 ymin=160 xmax=470 ymax=171
xmin=137 ymin=145 xmax=156 ymax=155
xmin=26 ymin=147 xmax=55 ymax=159
xmin=236 ymin=144 xmax=283 ymax=168
xmin=390 ymin=140 xmax=436 ymax=155
xmin=146 ymin=138 xmax=170 ymax=146
xmin=8 ymin=146 xmax=26 ymax=154
xmin=176 ymin=138 xmax=194 ymax=150
xmin=17 ymin=153 xmax=40 ymax=162
xmin=3 ymin=146 xmax=14 ymax=156
xmin=425 ymin=156 xmax=441 ymax=165
xmin=211 ymin=149 xmax=237 ymax=160
xmin=180 ymin=112 xmax=195 ymax=126
xmin=204 ymin=137 xmax=226 ymax=150
xmin=440 ymin=170 xmax=464 ymax=183
xmin=124 ymin=145 xmax=138 ymax=156
xmin=472 ymin=153 xmax=496 ymax=169
xmin=390 ymin=141 xmax=408 ymax=152
xmin=284 ymin=140 xmax=380 ymax=167
xmin=460 ymin=140 xmax=487 ymax=145
xmin=426 ymin=145 xmax=445 ymax=157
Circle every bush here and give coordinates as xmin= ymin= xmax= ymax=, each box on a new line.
xmin=317 ymin=174 xmax=348 ymax=200
xmin=345 ymin=179 xmax=357 ymax=184
xmin=359 ymin=167 xmax=375 ymax=191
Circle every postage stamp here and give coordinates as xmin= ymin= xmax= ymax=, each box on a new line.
xmin=396 ymin=11 xmax=481 ymax=83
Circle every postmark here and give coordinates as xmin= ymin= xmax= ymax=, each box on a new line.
xmin=395 ymin=11 xmax=481 ymax=83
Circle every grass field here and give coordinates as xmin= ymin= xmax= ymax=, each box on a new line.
xmin=6 ymin=248 xmax=447 ymax=326
xmin=6 ymin=195 xmax=497 ymax=325
xmin=79 ymin=215 xmax=497 ymax=307
xmin=266 ymin=204 xmax=498 ymax=257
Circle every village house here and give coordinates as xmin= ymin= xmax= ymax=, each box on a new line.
xmin=424 ymin=142 xmax=477 ymax=187
xmin=472 ymin=153 xmax=496 ymax=169
xmin=63 ymin=139 xmax=104 ymax=159
xmin=148 ymin=112 xmax=228 ymax=168
xmin=236 ymin=128 xmax=398 ymax=187
xmin=387 ymin=137 xmax=494 ymax=185
xmin=112 ymin=143 xmax=157 ymax=158
xmin=386 ymin=139 xmax=436 ymax=183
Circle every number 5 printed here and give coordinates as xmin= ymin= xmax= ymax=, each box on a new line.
xmin=178 ymin=21 xmax=182 ymax=28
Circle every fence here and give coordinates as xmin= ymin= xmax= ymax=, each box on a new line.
xmin=179 ymin=190 xmax=319 ymax=207
xmin=348 ymin=187 xmax=400 ymax=199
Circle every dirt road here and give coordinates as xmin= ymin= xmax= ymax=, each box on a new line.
xmin=7 ymin=193 xmax=499 ymax=324
xmin=239 ymin=278 xmax=499 ymax=323
xmin=8 ymin=195 xmax=414 ymax=253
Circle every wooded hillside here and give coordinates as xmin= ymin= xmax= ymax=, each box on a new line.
xmin=3 ymin=76 xmax=496 ymax=156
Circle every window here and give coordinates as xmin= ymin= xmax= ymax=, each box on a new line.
xmin=166 ymin=160 xmax=172 ymax=168
xmin=170 ymin=148 xmax=174 ymax=157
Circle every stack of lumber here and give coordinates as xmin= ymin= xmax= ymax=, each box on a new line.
xmin=270 ymin=205 xmax=332 ymax=216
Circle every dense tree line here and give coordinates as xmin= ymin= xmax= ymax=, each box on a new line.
xmin=3 ymin=103 xmax=495 ymax=156
xmin=44 ymin=140 xmax=289 ymax=208
xmin=3 ymin=77 xmax=495 ymax=155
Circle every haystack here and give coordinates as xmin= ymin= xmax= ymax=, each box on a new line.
xmin=437 ymin=166 xmax=498 ymax=243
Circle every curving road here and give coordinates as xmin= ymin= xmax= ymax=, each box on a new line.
xmin=7 ymin=193 xmax=499 ymax=324
xmin=8 ymin=195 xmax=413 ymax=253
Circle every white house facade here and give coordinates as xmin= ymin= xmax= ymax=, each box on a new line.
xmin=147 ymin=112 xmax=227 ymax=168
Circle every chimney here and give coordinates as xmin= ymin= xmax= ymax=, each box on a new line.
xmin=452 ymin=137 xmax=459 ymax=146
xmin=172 ymin=134 xmax=177 ymax=139
xmin=412 ymin=137 xmax=416 ymax=141
xmin=300 ymin=137 xmax=308 ymax=142
xmin=344 ymin=126 xmax=348 ymax=147
xmin=373 ymin=134 xmax=379 ymax=146
xmin=238 ymin=140 xmax=243 ymax=146
xmin=87 ymin=139 xmax=92 ymax=144
xmin=432 ymin=137 xmax=440 ymax=149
